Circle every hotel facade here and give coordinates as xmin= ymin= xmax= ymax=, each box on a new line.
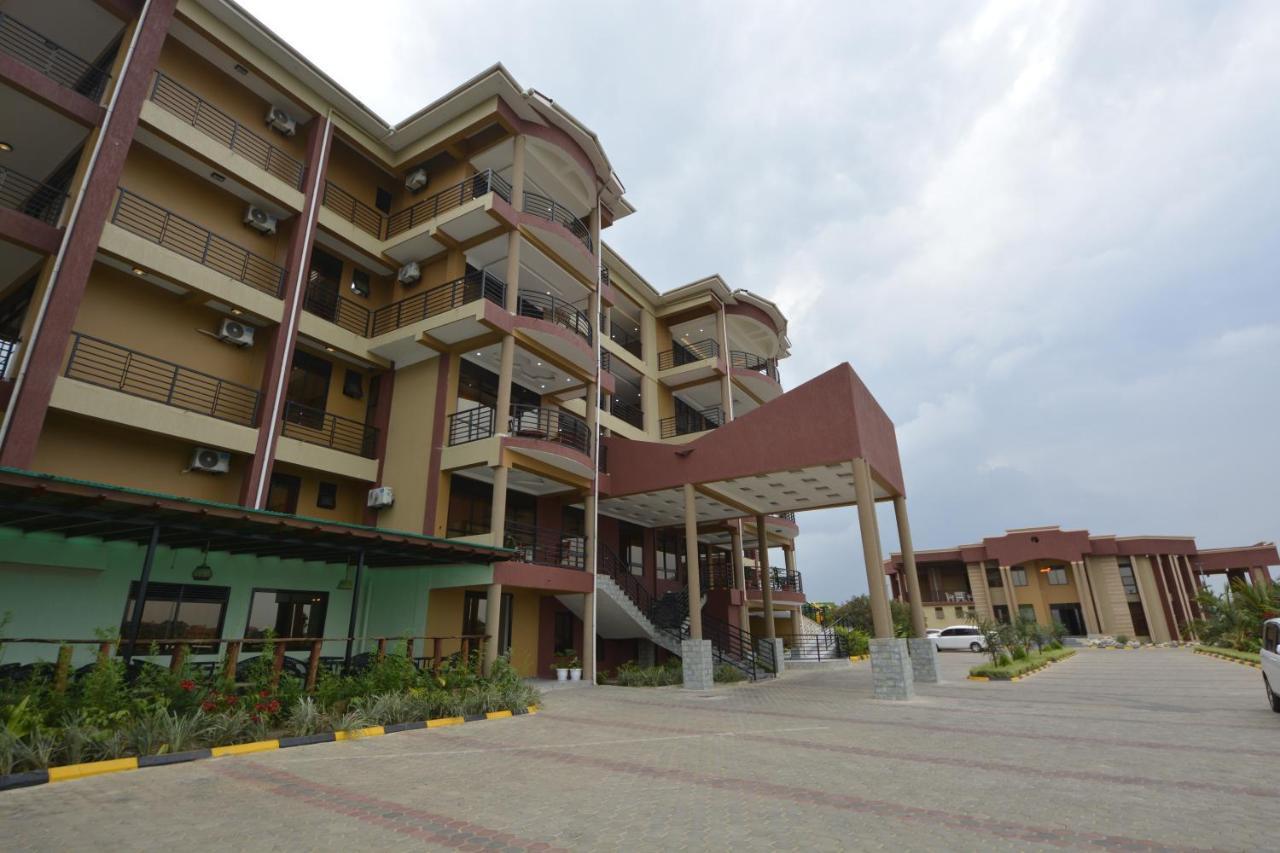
xmin=0 ymin=0 xmax=924 ymax=690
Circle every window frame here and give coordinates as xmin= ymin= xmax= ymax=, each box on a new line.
xmin=244 ymin=588 xmax=330 ymax=651
xmin=119 ymin=581 xmax=230 ymax=654
xmin=1010 ymin=568 xmax=1029 ymax=587
xmin=1046 ymin=567 xmax=1069 ymax=585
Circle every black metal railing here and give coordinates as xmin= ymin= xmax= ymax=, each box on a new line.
xmin=516 ymin=291 xmax=592 ymax=343
xmin=64 ymin=333 xmax=260 ymax=426
xmin=322 ymin=181 xmax=385 ymax=239
xmin=0 ymin=12 xmax=111 ymax=100
xmin=730 ymin=350 xmax=780 ymax=383
xmin=149 ymin=72 xmax=304 ymax=190
xmin=508 ymin=405 xmax=590 ymax=455
xmin=387 ymin=170 xmax=512 ymax=238
xmin=609 ymin=321 xmax=642 ymax=358
xmin=780 ymin=632 xmax=847 ymax=662
xmin=598 ymin=543 xmax=657 ymax=617
xmin=111 ymin=189 xmax=285 ymax=297
xmin=0 ymin=167 xmax=67 ymax=226
xmin=658 ymin=339 xmax=719 ymax=370
xmin=660 ymin=605 xmax=774 ymax=681
xmin=503 ymin=522 xmax=585 ymax=570
xmin=776 ymin=511 xmax=797 ymax=523
xmin=0 ymin=336 xmax=16 ymax=378
xmin=302 ymin=283 xmax=370 ymax=337
xmin=446 ymin=406 xmax=495 ymax=446
xmin=610 ymin=398 xmax=643 ymax=429
xmin=281 ymin=400 xmax=377 ymax=458
xmin=659 ymin=405 xmax=723 ymax=439
xmin=522 ymin=191 xmax=591 ymax=252
xmin=370 ymin=270 xmax=505 ymax=337
xmin=746 ymin=568 xmax=804 ymax=594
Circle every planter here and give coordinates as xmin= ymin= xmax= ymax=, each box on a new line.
xmin=570 ymin=668 xmax=582 ymax=682
xmin=555 ymin=668 xmax=569 ymax=682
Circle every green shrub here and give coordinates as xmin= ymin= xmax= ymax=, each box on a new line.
xmin=1011 ymin=646 xmax=1028 ymax=661
xmin=971 ymin=648 xmax=1075 ymax=679
xmin=1115 ymin=635 xmax=1130 ymax=644
xmin=714 ymin=664 xmax=746 ymax=683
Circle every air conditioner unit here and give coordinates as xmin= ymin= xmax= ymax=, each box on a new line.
xmin=405 ymin=168 xmax=429 ymax=192
xmin=366 ymin=486 xmax=394 ymax=509
xmin=265 ymin=106 xmax=296 ymax=136
xmin=243 ymin=205 xmax=277 ymax=235
xmin=397 ymin=262 xmax=420 ymax=285
xmin=217 ymin=317 xmax=254 ymax=347
xmin=190 ymin=447 xmax=230 ymax=474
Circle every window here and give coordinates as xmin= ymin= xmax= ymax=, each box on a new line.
xmin=316 ymin=481 xmax=338 ymax=510
xmin=1265 ymin=623 xmax=1279 ymax=654
xmin=934 ymin=607 xmax=944 ymax=620
xmin=120 ymin=582 xmax=229 ymax=654
xmin=656 ymin=534 xmax=680 ymax=580
xmin=1118 ymin=558 xmax=1140 ymax=598
xmin=955 ymin=606 xmax=965 ymax=618
xmin=554 ymin=610 xmax=574 ymax=655
xmin=940 ymin=628 xmax=959 ymax=636
xmin=446 ymin=474 xmax=492 ymax=538
xmin=267 ymin=472 xmax=301 ymax=514
xmin=374 ymin=187 xmax=392 ymax=215
xmin=350 ymin=269 xmax=370 ymax=298
xmin=986 ymin=568 xmax=1003 ymax=588
xmin=1018 ymin=604 xmax=1036 ymax=622
xmin=1046 ymin=567 xmax=1069 ymax=585
xmin=1010 ymin=568 xmax=1028 ymax=587
xmin=462 ymin=590 xmax=512 ymax=656
xmin=342 ymin=369 xmax=364 ymax=399
xmin=245 ymin=590 xmax=328 ymax=650
xmin=994 ymin=605 xmax=1010 ymax=623
xmin=619 ymin=521 xmax=644 ymax=577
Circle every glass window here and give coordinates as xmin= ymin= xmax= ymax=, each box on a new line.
xmin=350 ymin=268 xmax=370 ymax=298
xmin=266 ymin=473 xmax=301 ymax=514
xmin=1265 ymin=623 xmax=1279 ymax=654
xmin=447 ymin=474 xmax=492 ymax=538
xmin=1047 ymin=567 xmax=1069 ymax=585
xmin=1118 ymin=559 xmax=1140 ymax=598
xmin=955 ymin=606 xmax=964 ymax=618
xmin=245 ymin=590 xmax=328 ymax=650
xmin=934 ymin=607 xmax=944 ymax=619
xmin=120 ymin=582 xmax=229 ymax=654
xmin=1010 ymin=568 xmax=1028 ymax=587
xmin=986 ymin=568 xmax=1003 ymax=588
xmin=656 ymin=535 xmax=679 ymax=580
xmin=316 ymin=481 xmax=338 ymax=510
xmin=462 ymin=590 xmax=512 ymax=656
xmin=1018 ymin=604 xmax=1036 ymax=622
xmin=619 ymin=522 xmax=644 ymax=577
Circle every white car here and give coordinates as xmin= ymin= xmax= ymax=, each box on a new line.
xmin=1262 ymin=618 xmax=1280 ymax=712
xmin=925 ymin=628 xmax=942 ymax=638
xmin=934 ymin=625 xmax=987 ymax=653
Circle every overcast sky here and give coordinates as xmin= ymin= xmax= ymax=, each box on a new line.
xmin=242 ymin=0 xmax=1280 ymax=602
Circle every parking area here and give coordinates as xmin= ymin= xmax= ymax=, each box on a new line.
xmin=2 ymin=649 xmax=1275 ymax=851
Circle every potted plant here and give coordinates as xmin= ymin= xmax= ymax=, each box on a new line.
xmin=569 ymin=654 xmax=582 ymax=682
xmin=554 ymin=649 xmax=575 ymax=682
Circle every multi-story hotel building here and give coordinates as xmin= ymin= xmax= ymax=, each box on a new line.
xmin=0 ymin=0 xmax=922 ymax=690
xmin=886 ymin=526 xmax=1279 ymax=642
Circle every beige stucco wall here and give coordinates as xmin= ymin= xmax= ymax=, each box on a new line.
xmin=1085 ymin=555 xmax=1137 ymax=638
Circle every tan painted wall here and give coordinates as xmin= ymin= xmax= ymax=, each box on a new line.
xmin=1008 ymin=561 xmax=1083 ymax=623
xmin=378 ymin=357 xmax=442 ymax=533
xmin=1085 ymin=555 xmax=1136 ymax=638
xmin=507 ymin=588 xmax=542 ymax=677
xmin=1132 ymin=555 xmax=1171 ymax=643
xmin=270 ymin=460 xmax=366 ymax=524
xmin=324 ymin=139 xmax=395 ymax=214
xmin=290 ymin=345 xmax=375 ymax=425
xmin=966 ymin=563 xmax=994 ymax=619
xmin=32 ymin=411 xmax=245 ymax=503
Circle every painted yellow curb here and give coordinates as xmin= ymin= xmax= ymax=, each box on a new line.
xmin=426 ymin=716 xmax=465 ymax=728
xmin=485 ymin=710 xmax=513 ymax=720
xmin=211 ymin=739 xmax=280 ymax=757
xmin=848 ymin=655 xmax=870 ymax=662
xmin=333 ymin=726 xmax=384 ymax=741
xmin=526 ymin=705 xmax=539 ymax=715
xmin=967 ymin=675 xmax=989 ymax=681
xmin=47 ymin=757 xmax=138 ymax=783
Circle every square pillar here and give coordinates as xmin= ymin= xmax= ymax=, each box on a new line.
xmin=893 ymin=495 xmax=927 ymax=638
xmin=681 ymin=639 xmax=714 ymax=690
xmin=852 ymin=459 xmax=892 ymax=638
xmin=869 ymin=638 xmax=914 ymax=700
xmin=906 ymin=638 xmax=940 ymax=683
xmin=683 ymin=483 xmax=703 ymax=638
xmin=755 ymin=514 xmax=776 ymax=638
xmin=731 ymin=522 xmax=750 ymax=633
xmin=757 ymin=637 xmax=784 ymax=676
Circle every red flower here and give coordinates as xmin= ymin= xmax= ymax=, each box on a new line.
xmin=267 ymin=700 xmax=281 ymax=714
xmin=200 ymin=700 xmax=218 ymax=712
xmin=225 ymin=694 xmax=239 ymax=705
xmin=259 ymin=689 xmax=270 ymax=698
xmin=179 ymin=679 xmax=195 ymax=692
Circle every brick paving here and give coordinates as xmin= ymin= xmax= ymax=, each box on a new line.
xmin=3 ymin=648 xmax=1276 ymax=851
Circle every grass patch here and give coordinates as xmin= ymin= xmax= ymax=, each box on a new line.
xmin=1197 ymin=646 xmax=1261 ymax=664
xmin=969 ymin=647 xmax=1075 ymax=680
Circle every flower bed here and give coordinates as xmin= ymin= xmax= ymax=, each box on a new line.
xmin=969 ymin=647 xmax=1076 ymax=681
xmin=608 ymin=660 xmax=746 ymax=686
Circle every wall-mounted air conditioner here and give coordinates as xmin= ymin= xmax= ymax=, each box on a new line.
xmin=243 ymin=205 xmax=277 ymax=235
xmin=397 ymin=262 xmax=420 ymax=285
xmin=190 ymin=447 xmax=230 ymax=473
xmin=265 ymin=106 xmax=296 ymax=136
xmin=217 ymin=318 xmax=254 ymax=347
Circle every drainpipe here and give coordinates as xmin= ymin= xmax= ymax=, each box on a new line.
xmin=343 ymin=548 xmax=366 ymax=667
xmin=123 ymin=524 xmax=162 ymax=666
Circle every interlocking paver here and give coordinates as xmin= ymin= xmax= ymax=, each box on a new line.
xmin=1 ymin=649 xmax=1272 ymax=850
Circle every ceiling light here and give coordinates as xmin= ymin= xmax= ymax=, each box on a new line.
xmin=325 ymin=346 xmax=335 ymax=352
xmin=210 ymin=172 xmax=226 ymax=182
xmin=0 ymin=142 xmax=11 ymax=152
xmin=231 ymin=308 xmax=243 ymax=316
xmin=131 ymin=267 xmax=146 ymax=276
xmin=233 ymin=63 xmax=249 ymax=75
xmin=536 ymin=362 xmax=542 ymax=366
xmin=475 ymin=351 xmax=482 ymax=356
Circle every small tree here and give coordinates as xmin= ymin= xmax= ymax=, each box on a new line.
xmin=969 ymin=615 xmax=1004 ymax=665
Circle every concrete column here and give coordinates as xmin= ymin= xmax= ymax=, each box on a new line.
xmin=488 ymin=464 xmax=509 ymax=547
xmin=1166 ymin=554 xmax=1194 ymax=640
xmin=582 ymin=491 xmax=597 ymax=683
xmin=503 ymin=137 xmax=524 ymax=312
xmin=852 ymin=459 xmax=892 ymax=638
xmin=1000 ymin=566 xmax=1019 ymax=616
xmin=1071 ymin=560 xmax=1101 ymax=635
xmin=717 ymin=304 xmax=733 ymax=420
xmin=495 ymin=334 xmax=515 ymax=429
xmin=510 ymin=134 xmax=526 ymax=209
xmin=755 ymin=514 xmax=776 ymax=639
xmin=893 ymin=496 xmax=927 ymax=638
xmin=1250 ymin=566 xmax=1272 ymax=587
xmin=683 ymin=482 xmax=703 ymax=639
xmin=783 ymin=544 xmax=797 ymax=581
xmin=731 ymin=522 xmax=750 ymax=633
xmin=1180 ymin=555 xmax=1203 ymax=619
xmin=1131 ymin=556 xmax=1169 ymax=642
xmin=483 ymin=582 xmax=502 ymax=674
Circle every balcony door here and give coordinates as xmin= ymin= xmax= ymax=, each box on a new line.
xmin=287 ymin=350 xmax=332 ymax=429
xmin=305 ymin=248 xmax=344 ymax=322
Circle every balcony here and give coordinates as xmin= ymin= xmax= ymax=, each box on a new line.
xmin=515 ymin=291 xmax=591 ymax=344
xmin=600 ymin=311 xmax=642 ymax=359
xmin=659 ymin=405 xmax=722 ymax=439
xmin=522 ymin=191 xmax=591 ymax=253
xmin=730 ymin=350 xmax=780 ymax=384
xmin=281 ymin=400 xmax=377 ymax=458
xmin=504 ymin=522 xmax=585 ymax=570
xmin=64 ymin=333 xmax=260 ymax=426
xmin=610 ymin=398 xmax=643 ymax=430
xmin=446 ymin=404 xmax=590 ymax=457
xmin=0 ymin=12 xmax=111 ymax=100
xmin=928 ymin=591 xmax=975 ymax=604
xmin=302 ymin=283 xmax=370 ymax=337
xmin=387 ymin=170 xmax=512 ymax=239
xmin=658 ymin=338 xmax=719 ymax=371
xmin=148 ymin=72 xmax=304 ymax=191
xmin=111 ymin=189 xmax=285 ymax=297
xmin=446 ymin=406 xmax=494 ymax=446
xmin=369 ymin=270 xmax=505 ymax=338
xmin=0 ymin=166 xmax=67 ymax=226
xmin=746 ymin=568 xmax=804 ymax=594
xmin=321 ymin=181 xmax=385 ymax=240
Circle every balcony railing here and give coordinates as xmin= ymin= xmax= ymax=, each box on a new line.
xmin=386 ymin=170 xmax=512 ymax=239
xmin=929 ymin=591 xmax=975 ymax=604
xmin=775 ymin=511 xmax=797 ymax=523
xmin=600 ymin=311 xmax=642 ymax=358
xmin=730 ymin=350 xmax=780 ymax=384
xmin=658 ymin=339 xmax=719 ymax=370
xmin=522 ymin=191 xmax=591 ymax=252
xmin=281 ymin=400 xmax=378 ymax=458
xmin=111 ymin=189 xmax=285 ymax=297
xmin=322 ymin=181 xmax=385 ymax=239
xmin=746 ymin=568 xmax=804 ymax=594
xmin=0 ymin=167 xmax=67 ymax=226
xmin=149 ymin=72 xmax=304 ymax=190
xmin=659 ymin=405 xmax=723 ymax=439
xmin=516 ymin=291 xmax=591 ymax=343
xmin=503 ymin=522 xmax=585 ymax=570
xmin=369 ymin=270 xmax=505 ymax=337
xmin=508 ymin=405 xmax=590 ymax=455
xmin=610 ymin=398 xmax=643 ymax=429
xmin=64 ymin=333 xmax=260 ymax=426
xmin=447 ymin=406 xmax=495 ymax=446
xmin=0 ymin=12 xmax=111 ymax=100
xmin=0 ymin=335 xmax=16 ymax=378
xmin=303 ymin=283 xmax=370 ymax=337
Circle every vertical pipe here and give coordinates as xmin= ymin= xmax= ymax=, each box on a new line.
xmin=343 ymin=549 xmax=365 ymax=667
xmin=731 ymin=521 xmax=749 ymax=633
xmin=123 ymin=523 xmax=161 ymax=665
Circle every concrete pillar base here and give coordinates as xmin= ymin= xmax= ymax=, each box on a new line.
xmin=681 ymin=639 xmax=714 ymax=690
xmin=906 ymin=638 xmax=941 ymax=683
xmin=757 ymin=637 xmax=785 ymax=675
xmin=637 ymin=639 xmax=655 ymax=668
xmin=870 ymin=638 xmax=915 ymax=700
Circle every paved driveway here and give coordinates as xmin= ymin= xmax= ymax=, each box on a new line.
xmin=3 ymin=649 xmax=1275 ymax=851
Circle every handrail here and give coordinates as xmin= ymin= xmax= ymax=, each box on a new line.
xmin=610 ymin=398 xmax=643 ymax=429
xmin=776 ymin=511 xmax=797 ymax=523
xmin=0 ymin=12 xmax=111 ymax=99
xmin=658 ymin=338 xmax=719 ymax=370
xmin=516 ymin=291 xmax=592 ymax=343
xmin=111 ymin=188 xmax=285 ymax=297
xmin=64 ymin=332 xmax=261 ymax=426
xmin=149 ymin=72 xmax=304 ymax=190
xmin=659 ymin=405 xmax=723 ymax=439
xmin=0 ymin=166 xmax=69 ymax=226
xmin=0 ymin=335 xmax=17 ymax=378
xmin=503 ymin=521 xmax=586 ymax=570
xmin=370 ymin=270 xmax=505 ymax=337
xmin=598 ymin=543 xmax=655 ymax=616
xmin=282 ymin=400 xmax=378 ymax=458
xmin=522 ymin=190 xmax=591 ymax=252
xmin=387 ymin=169 xmax=512 ymax=238
xmin=508 ymin=404 xmax=590 ymax=455
xmin=447 ymin=406 xmax=495 ymax=446
xmin=609 ymin=320 xmax=643 ymax=358
xmin=322 ymin=181 xmax=385 ymax=239
xmin=303 ymin=280 xmax=370 ymax=337
xmin=730 ymin=350 xmax=780 ymax=383
xmin=746 ymin=567 xmax=803 ymax=593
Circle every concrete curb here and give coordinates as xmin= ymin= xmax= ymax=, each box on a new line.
xmin=0 ymin=705 xmax=540 ymax=792
xmin=968 ymin=650 xmax=1077 ymax=683
xmin=847 ymin=655 xmax=870 ymax=663
xmin=1194 ymin=648 xmax=1263 ymax=670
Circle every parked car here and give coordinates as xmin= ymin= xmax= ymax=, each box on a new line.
xmin=925 ymin=628 xmax=942 ymax=638
xmin=934 ymin=625 xmax=986 ymax=653
xmin=1262 ymin=618 xmax=1280 ymax=713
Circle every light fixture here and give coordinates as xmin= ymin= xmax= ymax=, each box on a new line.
xmin=191 ymin=541 xmax=213 ymax=581
xmin=475 ymin=351 xmax=482 ymax=356
xmin=536 ymin=361 xmax=542 ymax=366
xmin=231 ymin=308 xmax=243 ymax=316
xmin=337 ymin=559 xmax=354 ymax=590
xmin=325 ymin=346 xmax=335 ymax=352
xmin=0 ymin=142 xmax=11 ymax=152
xmin=233 ymin=63 xmax=249 ymax=75
xmin=210 ymin=171 xmax=226 ymax=183
xmin=131 ymin=267 xmax=146 ymax=276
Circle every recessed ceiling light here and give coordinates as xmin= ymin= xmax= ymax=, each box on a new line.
xmin=325 ymin=346 xmax=335 ymax=352
xmin=545 ymin=290 xmax=551 ymax=295
xmin=475 ymin=351 xmax=482 ymax=356
xmin=536 ymin=361 xmax=542 ymax=366
xmin=233 ymin=63 xmax=249 ymax=75
xmin=210 ymin=172 xmax=226 ymax=182
xmin=131 ymin=267 xmax=146 ymax=276
xmin=231 ymin=308 xmax=243 ymax=315
xmin=0 ymin=142 xmax=11 ymax=152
